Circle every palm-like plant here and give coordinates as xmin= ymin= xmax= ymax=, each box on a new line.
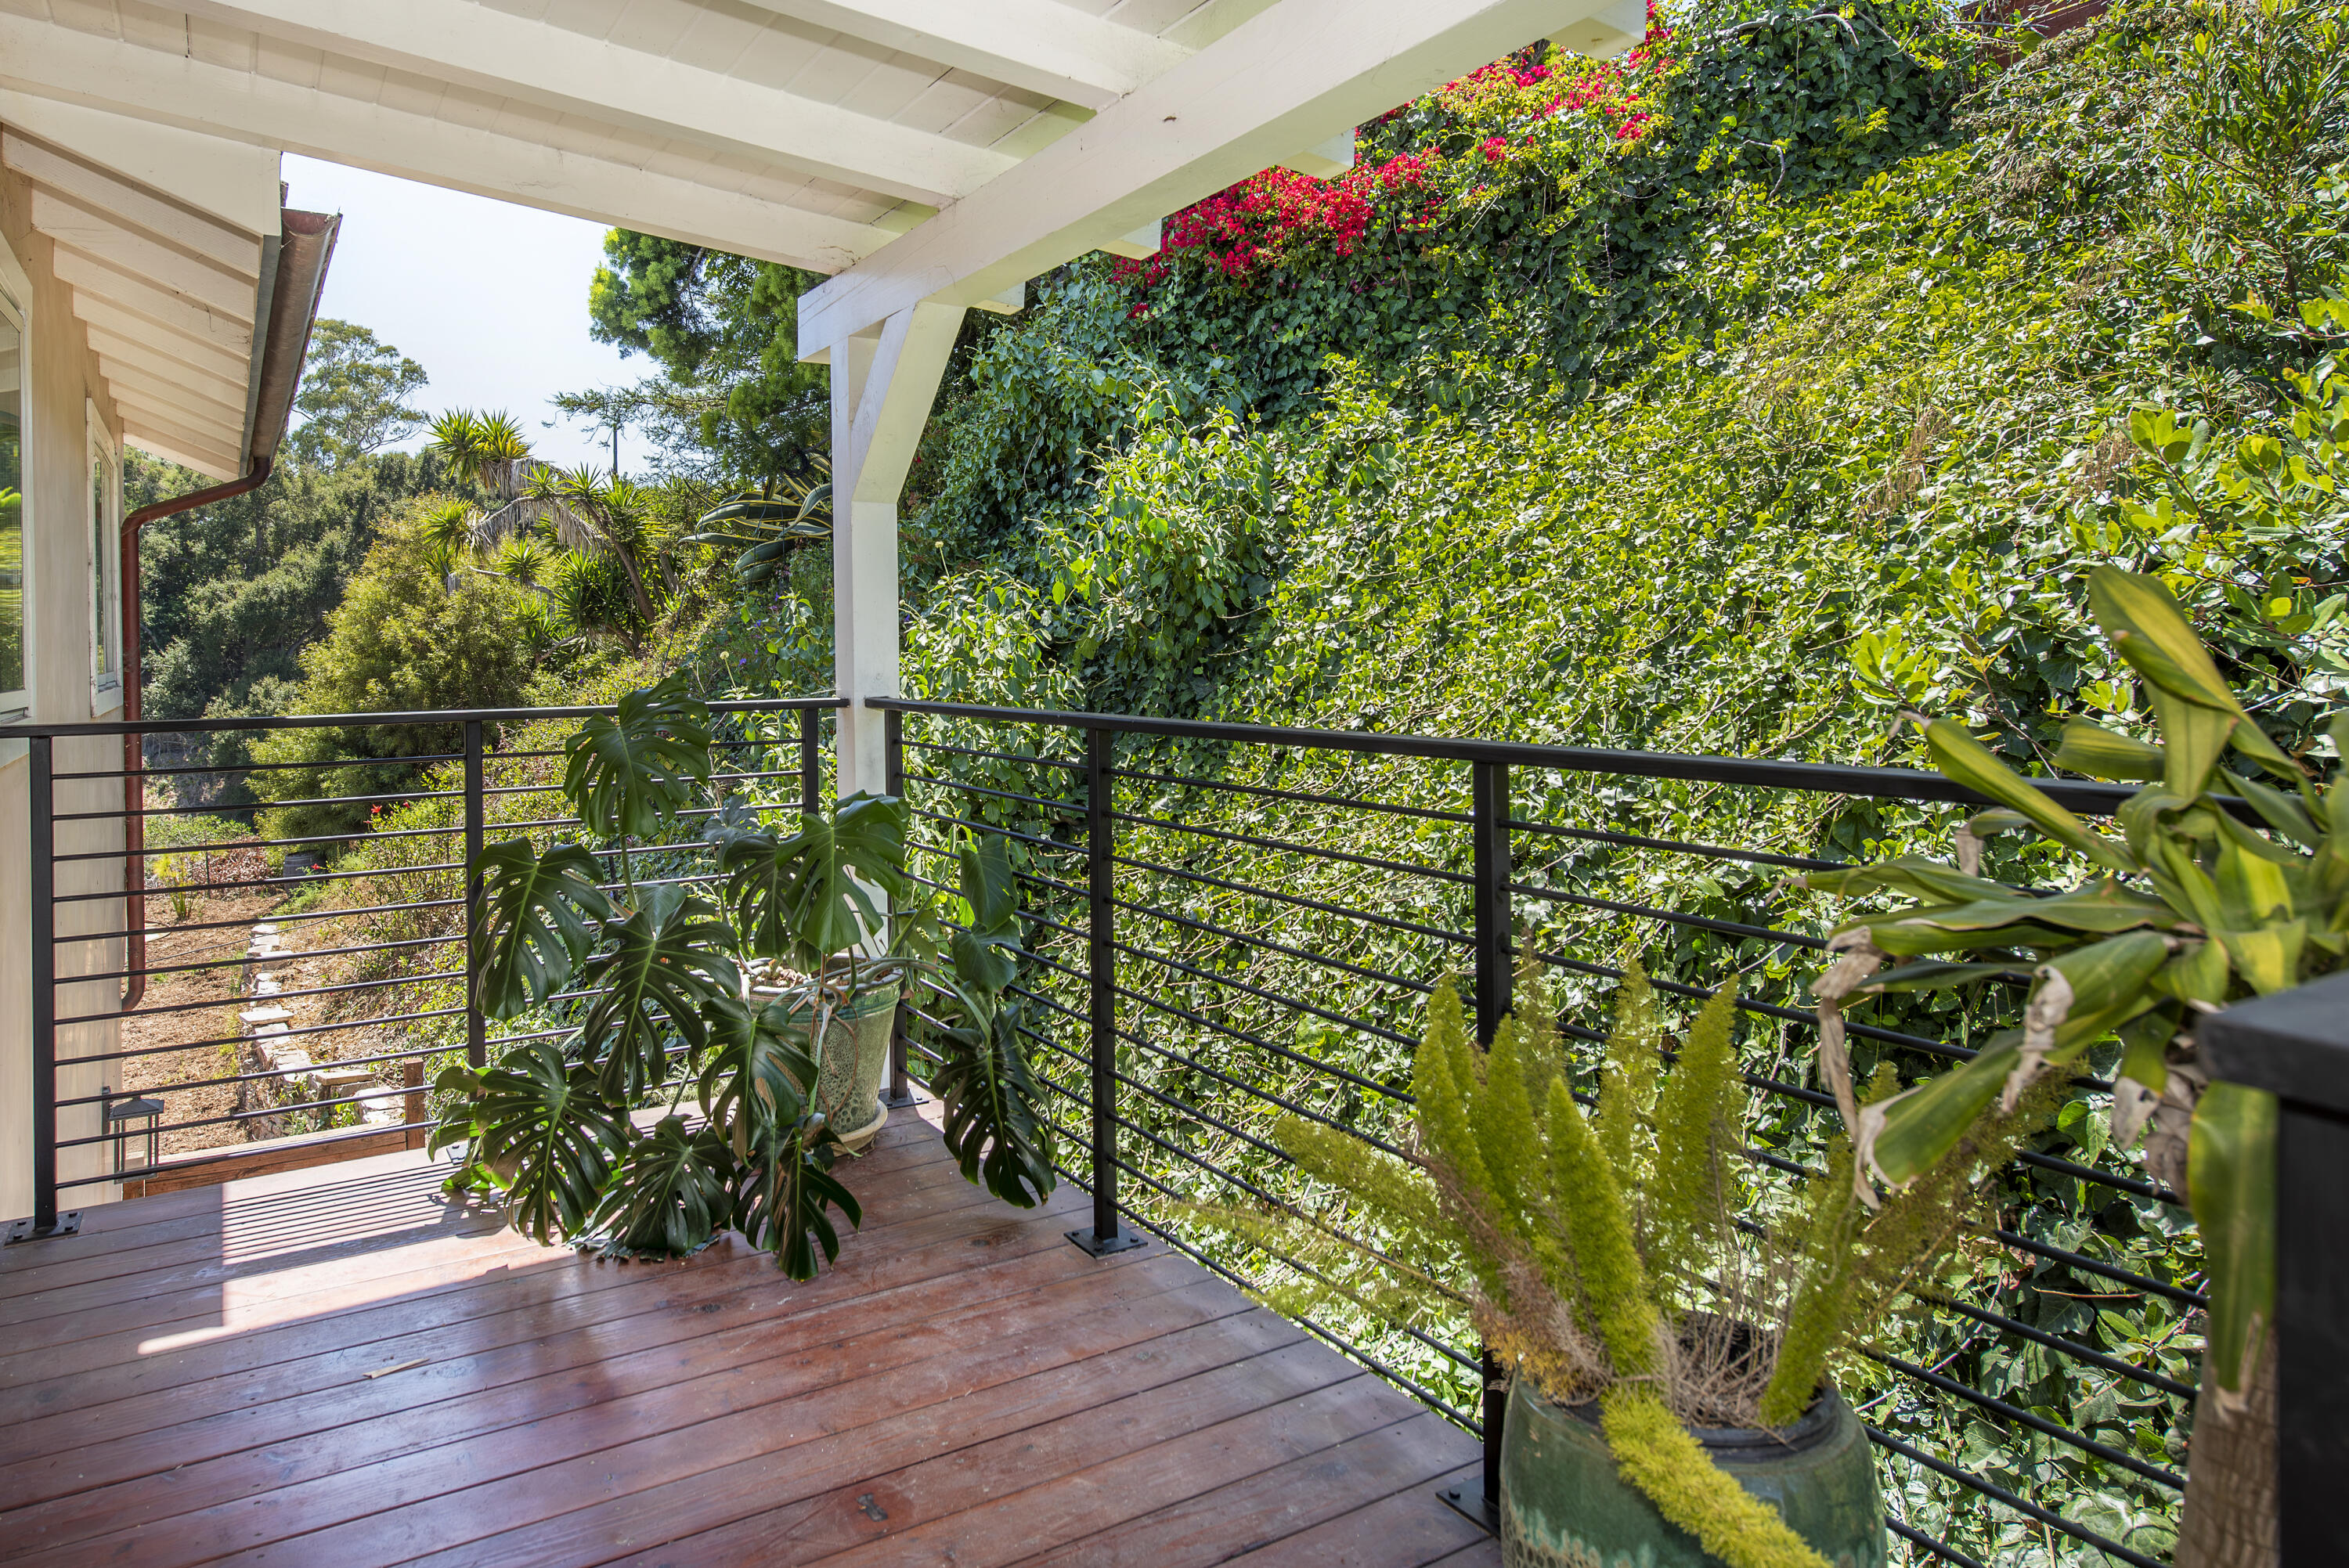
xmin=680 ymin=459 xmax=832 ymax=590
xmin=1808 ymin=565 xmax=2318 ymax=1425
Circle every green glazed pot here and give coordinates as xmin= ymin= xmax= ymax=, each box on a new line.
xmin=1499 ymin=1379 xmax=1886 ymax=1568
xmin=778 ymin=979 xmax=900 ymax=1151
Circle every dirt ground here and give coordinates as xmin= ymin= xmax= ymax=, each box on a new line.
xmin=115 ymin=848 xmax=431 ymax=1159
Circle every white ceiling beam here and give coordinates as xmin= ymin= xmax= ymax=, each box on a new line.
xmin=168 ymin=0 xmax=1011 ymax=207
xmin=78 ymin=294 xmax=253 ymax=385
xmin=2 ymin=131 xmax=266 ymax=274
xmin=88 ymin=326 xmax=252 ymax=407
xmin=739 ymin=0 xmax=1192 ymax=110
xmin=799 ymin=0 xmax=1645 ymax=355
xmin=31 ymin=193 xmax=259 ymax=317
xmin=118 ymin=409 xmax=244 ymax=477
xmin=0 ymin=20 xmax=897 ymax=276
xmin=52 ymin=247 xmax=256 ymax=359
xmin=99 ymin=359 xmax=249 ymax=430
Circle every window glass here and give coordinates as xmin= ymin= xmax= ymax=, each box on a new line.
xmin=0 ymin=291 xmax=23 ymax=705
xmin=92 ymin=439 xmax=116 ymax=684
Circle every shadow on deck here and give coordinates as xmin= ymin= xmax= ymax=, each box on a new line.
xmin=0 ymin=1106 xmax=1496 ymax=1566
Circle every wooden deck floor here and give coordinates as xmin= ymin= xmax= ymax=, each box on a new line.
xmin=0 ymin=1107 xmax=1497 ymax=1566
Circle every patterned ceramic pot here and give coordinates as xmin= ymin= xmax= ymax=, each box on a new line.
xmin=1499 ymin=1378 xmax=1886 ymax=1568
xmin=778 ymin=979 xmax=900 ymax=1150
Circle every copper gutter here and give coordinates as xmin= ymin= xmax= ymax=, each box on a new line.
xmin=118 ymin=208 xmax=337 ymax=1007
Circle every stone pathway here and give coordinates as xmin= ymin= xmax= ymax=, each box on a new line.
xmin=233 ymin=921 xmax=406 ymax=1138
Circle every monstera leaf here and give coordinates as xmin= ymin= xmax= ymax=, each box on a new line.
xmin=563 ymin=673 xmax=713 ymax=842
xmin=734 ymin=1119 xmax=863 ymax=1281
xmin=432 ymin=1041 xmax=628 ymax=1245
xmin=588 ymin=1116 xmax=738 ymax=1259
xmin=720 ymin=791 xmax=908 ymax=972
xmin=924 ymin=831 xmax=1056 ymax=1207
xmin=473 ymin=841 xmax=610 ymax=1018
xmin=932 ymin=986 xmax=1056 ymax=1208
xmin=697 ymin=995 xmax=820 ymax=1156
xmin=577 ymin=883 xmax=742 ymax=1098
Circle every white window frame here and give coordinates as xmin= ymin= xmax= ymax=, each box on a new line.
xmin=88 ymin=402 xmax=122 ymax=713
xmin=0 ymin=259 xmax=31 ymax=726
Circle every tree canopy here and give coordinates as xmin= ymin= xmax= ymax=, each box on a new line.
xmin=286 ymin=319 xmax=429 ymax=468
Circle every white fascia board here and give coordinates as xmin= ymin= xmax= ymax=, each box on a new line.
xmin=0 ymin=90 xmax=281 ymax=238
xmin=739 ymin=0 xmax=1192 ymax=110
xmin=799 ymin=0 xmax=1645 ymax=355
xmin=168 ymin=0 xmax=1012 ymax=207
xmin=0 ymin=21 xmax=895 ymax=276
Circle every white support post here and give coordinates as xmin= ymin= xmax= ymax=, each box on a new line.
xmin=830 ymin=300 xmax=965 ymax=798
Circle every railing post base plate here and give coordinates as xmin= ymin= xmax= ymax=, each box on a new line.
xmin=6 ymin=1213 xmax=82 ymax=1245
xmin=1066 ymin=1227 xmax=1146 ymax=1259
xmin=1436 ymin=1482 xmax=1499 ymax=1535
xmin=882 ymin=1089 xmax=927 ymax=1108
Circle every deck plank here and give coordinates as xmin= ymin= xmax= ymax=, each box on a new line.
xmin=0 ymin=1106 xmax=1489 ymax=1568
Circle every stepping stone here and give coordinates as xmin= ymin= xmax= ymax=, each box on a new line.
xmin=240 ymin=1005 xmax=294 ymax=1026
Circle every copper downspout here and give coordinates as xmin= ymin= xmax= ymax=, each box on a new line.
xmin=118 ymin=460 xmax=275 ymax=1007
xmin=117 ymin=207 xmax=337 ymax=1008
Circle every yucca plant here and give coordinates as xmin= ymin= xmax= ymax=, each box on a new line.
xmin=680 ymin=461 xmax=832 ymax=591
xmin=1207 ymin=957 xmax=2047 ymax=1568
xmin=1806 ymin=565 xmax=2317 ymax=1436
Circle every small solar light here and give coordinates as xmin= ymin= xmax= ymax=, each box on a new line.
xmin=103 ymin=1088 xmax=164 ymax=1177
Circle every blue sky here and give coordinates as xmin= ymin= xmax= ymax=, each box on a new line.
xmin=282 ymin=154 xmax=649 ymax=472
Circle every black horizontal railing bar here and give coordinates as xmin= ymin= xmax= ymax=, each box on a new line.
xmin=74 ymin=930 xmax=459 ymax=985
xmin=1513 ymin=877 xmax=1824 ymax=950
xmin=1113 ymin=934 xmax=1419 ymax=1049
xmin=1110 ymin=806 xmax=1474 ymax=889
xmin=56 ymin=1040 xmax=446 ymax=1107
xmin=50 ymin=751 xmax=467 ymax=782
xmin=1115 ymin=1024 xmax=1414 ymax=1162
xmin=19 ymin=694 xmax=846 ymax=738
xmin=1868 ymin=1348 xmax=2184 ymax=1490
xmin=1089 ymin=1064 xmax=1481 ymax=1376
xmin=52 ymin=1119 xmax=423 ymax=1193
xmin=55 ymin=968 xmax=465 ymax=1027
xmin=1109 ymin=892 xmax=1439 ymax=999
xmin=1112 ymin=763 xmax=1474 ymax=826
xmin=54 ymin=787 xmax=464 ymax=822
xmin=53 ymin=1007 xmax=467 ymax=1069
xmin=866 ymin=696 xmax=2142 ymax=814
xmin=1864 ymin=1425 xmax=2163 ymax=1568
xmin=902 ymin=870 xmax=1089 ymax=943
xmin=1112 ymin=848 xmax=1474 ymax=948
xmin=1090 ymin=977 xmax=1413 ymax=1105
xmin=52 ymin=895 xmax=464 ymax=947
xmin=55 ymin=1083 xmax=426 ymax=1150
xmin=1512 ymin=814 xmax=1851 ymax=874
xmin=2019 ymin=1147 xmax=2181 ymax=1206
xmin=1546 ymin=1015 xmax=1846 ymax=1169
xmin=52 ymin=858 xmax=464 ymax=906
xmin=1915 ymin=1291 xmax=2197 ymax=1399
xmin=907 ymin=838 xmax=1088 ymax=903
xmin=1073 ymin=1144 xmax=1485 ymax=1430
xmin=907 ymin=805 xmax=1078 ymax=858
xmin=904 ymin=768 xmax=1084 ymax=816
xmin=1989 ymin=1226 xmax=2206 ymax=1307
xmin=56 ymin=820 xmax=469 ymax=864
xmin=1887 ymin=1518 xmax=1989 ymax=1568
xmin=899 ymin=734 xmax=1083 ymax=770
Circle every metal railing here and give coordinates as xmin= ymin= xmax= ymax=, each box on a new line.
xmin=9 ymin=691 xmax=2206 ymax=1565
xmin=871 ymin=695 xmax=2197 ymax=1568
xmin=13 ymin=697 xmax=843 ymax=1231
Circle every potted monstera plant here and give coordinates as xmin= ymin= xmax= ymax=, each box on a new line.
xmin=1806 ymin=565 xmax=2323 ymax=1559
xmin=1213 ymin=957 xmax=2044 ymax=1568
xmin=432 ymin=676 xmax=1053 ymax=1277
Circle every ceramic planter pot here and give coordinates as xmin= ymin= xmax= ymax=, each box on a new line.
xmin=778 ymin=978 xmax=900 ymax=1151
xmin=1499 ymin=1378 xmax=1885 ymax=1568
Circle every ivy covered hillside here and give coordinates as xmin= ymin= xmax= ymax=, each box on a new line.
xmin=665 ymin=2 xmax=2349 ymax=1563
